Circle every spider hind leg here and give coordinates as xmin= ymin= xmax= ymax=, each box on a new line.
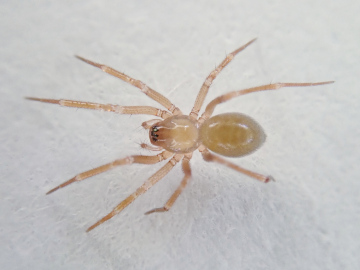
xmin=46 ymin=152 xmax=173 ymax=194
xmin=86 ymin=154 xmax=183 ymax=232
xmin=145 ymin=153 xmax=192 ymax=214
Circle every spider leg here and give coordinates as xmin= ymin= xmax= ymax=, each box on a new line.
xmin=26 ymin=97 xmax=172 ymax=119
xmin=86 ymin=154 xmax=184 ymax=232
xmin=145 ymin=153 xmax=192 ymax=214
xmin=199 ymin=146 xmax=274 ymax=183
xmin=75 ymin=56 xmax=182 ymax=115
xmin=199 ymin=81 xmax=335 ymax=122
xmin=190 ymin=38 xmax=257 ymax=120
xmin=46 ymin=151 xmax=173 ymax=194
xmin=140 ymin=143 xmax=163 ymax=151
xmin=141 ymin=119 xmax=162 ymax=129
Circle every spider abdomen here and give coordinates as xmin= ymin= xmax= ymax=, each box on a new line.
xmin=199 ymin=113 xmax=266 ymax=157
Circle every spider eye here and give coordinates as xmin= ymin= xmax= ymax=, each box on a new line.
xmin=150 ymin=126 xmax=159 ymax=142
xmin=151 ymin=126 xmax=158 ymax=135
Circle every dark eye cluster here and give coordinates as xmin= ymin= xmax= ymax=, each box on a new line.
xmin=151 ymin=126 xmax=159 ymax=142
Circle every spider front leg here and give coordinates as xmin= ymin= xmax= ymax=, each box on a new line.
xmin=190 ymin=38 xmax=257 ymax=120
xmin=76 ymin=56 xmax=182 ymax=115
xmin=26 ymin=97 xmax=172 ymax=119
xmin=140 ymin=143 xmax=163 ymax=151
xmin=199 ymin=146 xmax=274 ymax=183
xmin=145 ymin=153 xmax=193 ymax=214
xmin=140 ymin=119 xmax=163 ymax=151
xmin=46 ymin=151 xmax=173 ymax=194
xmin=87 ymin=154 xmax=184 ymax=232
xmin=141 ymin=119 xmax=162 ymax=129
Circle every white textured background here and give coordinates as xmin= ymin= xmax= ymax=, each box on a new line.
xmin=1 ymin=1 xmax=359 ymax=269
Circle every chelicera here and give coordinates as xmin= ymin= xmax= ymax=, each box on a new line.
xmin=27 ymin=39 xmax=333 ymax=232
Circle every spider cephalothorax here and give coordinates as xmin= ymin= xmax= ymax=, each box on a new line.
xmin=27 ymin=38 xmax=333 ymax=232
xmin=150 ymin=116 xmax=200 ymax=153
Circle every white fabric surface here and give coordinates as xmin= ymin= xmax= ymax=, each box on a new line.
xmin=1 ymin=1 xmax=359 ymax=269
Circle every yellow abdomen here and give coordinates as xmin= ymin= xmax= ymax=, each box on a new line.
xmin=200 ymin=113 xmax=266 ymax=157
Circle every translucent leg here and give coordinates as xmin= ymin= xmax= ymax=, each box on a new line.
xmin=86 ymin=154 xmax=183 ymax=232
xmin=145 ymin=153 xmax=192 ymax=214
xmin=26 ymin=97 xmax=172 ymax=118
xmin=76 ymin=56 xmax=182 ymax=115
xmin=141 ymin=119 xmax=162 ymax=129
xmin=46 ymin=151 xmax=173 ymax=194
xmin=140 ymin=143 xmax=163 ymax=151
xmin=200 ymin=81 xmax=334 ymax=122
xmin=190 ymin=38 xmax=257 ymax=119
xmin=199 ymin=146 xmax=273 ymax=183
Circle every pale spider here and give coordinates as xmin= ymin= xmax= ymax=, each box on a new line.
xmin=27 ymin=39 xmax=333 ymax=232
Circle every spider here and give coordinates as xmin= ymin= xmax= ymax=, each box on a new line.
xmin=27 ymin=39 xmax=333 ymax=232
